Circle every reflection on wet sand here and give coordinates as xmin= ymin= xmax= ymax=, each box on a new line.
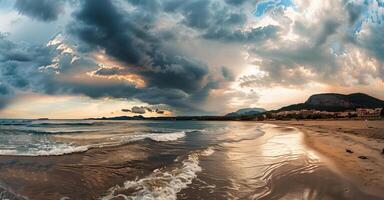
xmin=180 ymin=124 xmax=382 ymax=200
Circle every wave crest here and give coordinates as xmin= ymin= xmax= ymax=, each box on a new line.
xmin=101 ymin=148 xmax=215 ymax=200
xmin=0 ymin=131 xmax=188 ymax=156
xmin=133 ymin=131 xmax=186 ymax=142
xmin=0 ymin=144 xmax=89 ymax=156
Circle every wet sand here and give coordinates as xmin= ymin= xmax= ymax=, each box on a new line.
xmin=268 ymin=120 xmax=384 ymax=197
xmin=0 ymin=121 xmax=383 ymax=199
xmin=179 ymin=124 xmax=383 ymax=200
xmin=0 ymin=141 xmax=184 ymax=200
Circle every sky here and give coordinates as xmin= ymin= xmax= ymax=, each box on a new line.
xmin=0 ymin=0 xmax=383 ymax=119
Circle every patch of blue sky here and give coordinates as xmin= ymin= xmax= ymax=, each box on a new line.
xmin=346 ymin=0 xmax=383 ymax=35
xmin=352 ymin=19 xmax=364 ymax=34
xmin=276 ymin=0 xmax=295 ymax=8
xmin=253 ymin=0 xmax=296 ymax=17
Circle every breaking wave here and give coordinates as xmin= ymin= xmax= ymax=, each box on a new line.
xmin=101 ymin=147 xmax=215 ymax=200
xmin=0 ymin=131 xmax=188 ymax=156
xmin=117 ymin=131 xmax=186 ymax=143
xmin=0 ymin=143 xmax=90 ymax=156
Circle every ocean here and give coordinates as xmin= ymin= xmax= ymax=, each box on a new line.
xmin=0 ymin=120 xmax=381 ymax=200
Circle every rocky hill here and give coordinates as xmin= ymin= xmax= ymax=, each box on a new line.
xmin=279 ymin=93 xmax=384 ymax=112
xmin=226 ymin=108 xmax=267 ymax=117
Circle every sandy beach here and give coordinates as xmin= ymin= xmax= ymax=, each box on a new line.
xmin=269 ymin=120 xmax=384 ymax=196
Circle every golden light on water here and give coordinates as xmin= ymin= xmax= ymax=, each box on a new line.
xmin=219 ymin=123 xmax=322 ymax=193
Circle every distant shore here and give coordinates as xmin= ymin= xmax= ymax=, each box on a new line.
xmin=268 ymin=120 xmax=384 ymax=197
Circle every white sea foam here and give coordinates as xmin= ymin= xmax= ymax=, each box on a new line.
xmin=0 ymin=149 xmax=18 ymax=155
xmin=0 ymin=144 xmax=89 ymax=156
xmin=110 ymin=131 xmax=187 ymax=144
xmin=140 ymin=131 xmax=186 ymax=142
xmin=0 ymin=131 xmax=187 ymax=156
xmin=101 ymin=147 xmax=215 ymax=200
xmin=29 ymin=144 xmax=90 ymax=156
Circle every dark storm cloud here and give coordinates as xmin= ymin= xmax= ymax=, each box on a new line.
xmin=164 ymin=0 xmax=247 ymax=28
xmin=345 ymin=0 xmax=365 ymax=26
xmin=0 ymin=84 xmax=10 ymax=95
xmin=314 ymin=20 xmax=340 ymax=46
xmin=0 ymin=62 xmax=29 ymax=88
xmin=359 ymin=26 xmax=384 ymax=62
xmin=68 ymin=0 xmax=150 ymax=65
xmin=0 ymin=33 xmax=31 ymax=62
xmin=162 ymin=0 xmax=278 ymax=43
xmin=0 ymin=34 xmax=54 ymax=98
xmin=225 ymin=0 xmax=249 ymax=5
xmin=14 ymin=0 xmax=65 ymax=22
xmin=180 ymin=0 xmax=213 ymax=29
xmin=121 ymin=106 xmax=166 ymax=114
xmin=64 ymin=0 xmax=227 ymax=113
xmin=204 ymin=25 xmax=279 ymax=43
xmin=68 ymin=0 xmax=210 ymax=92
xmin=140 ymin=56 xmax=209 ymax=92
xmin=0 ymin=33 xmax=211 ymax=113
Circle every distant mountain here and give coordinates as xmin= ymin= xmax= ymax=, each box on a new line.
xmin=226 ymin=108 xmax=267 ymax=117
xmin=278 ymin=93 xmax=384 ymax=112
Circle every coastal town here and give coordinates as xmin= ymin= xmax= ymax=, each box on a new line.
xmin=266 ymin=108 xmax=384 ymax=120
xmin=91 ymin=107 xmax=384 ymax=121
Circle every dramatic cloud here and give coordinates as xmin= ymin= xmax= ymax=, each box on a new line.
xmin=14 ymin=0 xmax=65 ymax=21
xmin=0 ymin=0 xmax=383 ymax=116
xmin=68 ymin=0 xmax=211 ymax=92
xmin=239 ymin=0 xmax=384 ymax=88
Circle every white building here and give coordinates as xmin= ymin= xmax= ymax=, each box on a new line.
xmin=356 ymin=108 xmax=383 ymax=117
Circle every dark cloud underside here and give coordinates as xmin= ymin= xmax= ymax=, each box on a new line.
xmin=14 ymin=0 xmax=65 ymax=21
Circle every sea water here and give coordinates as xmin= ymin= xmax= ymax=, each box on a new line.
xmin=0 ymin=120 xmax=381 ymax=200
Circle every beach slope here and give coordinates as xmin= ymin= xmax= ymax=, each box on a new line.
xmin=269 ymin=120 xmax=384 ymax=196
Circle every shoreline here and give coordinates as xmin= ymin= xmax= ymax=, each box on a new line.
xmin=267 ymin=120 xmax=384 ymax=197
xmin=0 ymin=120 xmax=383 ymax=199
